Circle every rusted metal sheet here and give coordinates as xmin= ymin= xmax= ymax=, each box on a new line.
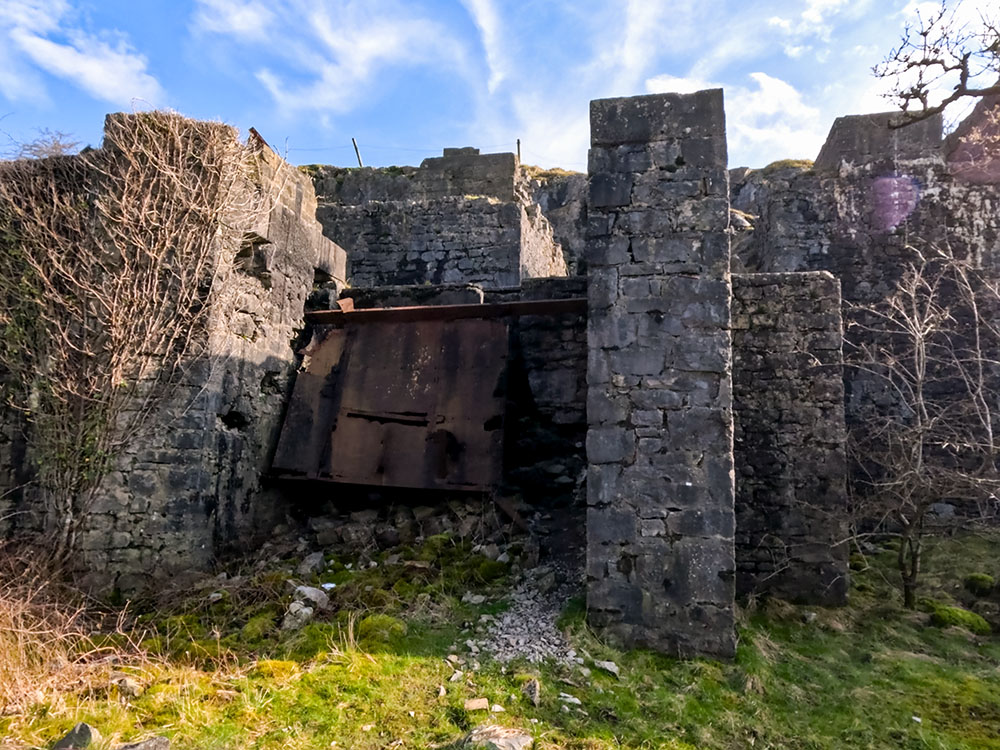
xmin=304 ymin=297 xmax=586 ymax=326
xmin=271 ymin=317 xmax=508 ymax=491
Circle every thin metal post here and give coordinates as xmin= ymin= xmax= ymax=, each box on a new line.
xmin=352 ymin=137 xmax=364 ymax=168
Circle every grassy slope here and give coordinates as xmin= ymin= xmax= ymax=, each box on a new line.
xmin=3 ymin=533 xmax=1000 ymax=750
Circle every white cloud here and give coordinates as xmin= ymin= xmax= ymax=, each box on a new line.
xmin=645 ymin=74 xmax=717 ymax=95
xmin=768 ymin=0 xmax=861 ymax=41
xmin=192 ymin=0 xmax=274 ymax=41
xmin=0 ymin=0 xmax=66 ymax=34
xmin=648 ymin=71 xmax=824 ymax=167
xmin=460 ymin=0 xmax=506 ymax=93
xmin=198 ymin=0 xmax=468 ymax=114
xmin=802 ymin=0 xmax=851 ymax=29
xmin=0 ymin=0 xmax=164 ymax=107
xmin=901 ymin=0 xmax=996 ymax=27
xmin=11 ymin=29 xmax=164 ymax=107
xmin=727 ymin=73 xmax=825 ymax=165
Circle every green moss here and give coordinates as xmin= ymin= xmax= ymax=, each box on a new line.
xmin=417 ymin=533 xmax=454 ymax=561
xmin=476 ymin=560 xmax=508 ymax=583
xmin=241 ymin=610 xmax=278 ymax=642
xmin=357 ymin=613 xmax=407 ymax=649
xmin=929 ymin=604 xmax=992 ymax=635
xmin=964 ymin=573 xmax=996 ymax=597
xmin=160 ymin=613 xmax=208 ymax=639
xmin=282 ymin=622 xmax=342 ymax=660
xmin=250 ymin=659 xmax=300 ymax=681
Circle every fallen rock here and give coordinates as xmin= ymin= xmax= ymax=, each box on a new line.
xmin=281 ymin=601 xmax=314 ymax=631
xmin=462 ymin=592 xmax=487 ymax=605
xmin=521 ymin=678 xmax=541 ymax=707
xmin=307 ymin=516 xmax=339 ymax=545
xmin=297 ymin=552 xmax=325 ymax=577
xmin=533 ymin=567 xmax=557 ymax=595
xmin=110 ymin=672 xmax=144 ymax=697
xmin=116 ymin=739 xmax=169 ymax=750
xmin=412 ymin=505 xmax=436 ymax=521
xmin=294 ymin=585 xmax=330 ymax=610
xmin=594 ymin=660 xmax=620 ymax=678
xmin=53 ymin=724 xmax=101 ymax=750
xmin=350 ymin=508 xmax=379 ymax=524
xmin=558 ymin=692 xmax=581 ymax=706
xmin=464 ymin=724 xmax=534 ymax=750
xmin=464 ymin=697 xmax=490 ymax=711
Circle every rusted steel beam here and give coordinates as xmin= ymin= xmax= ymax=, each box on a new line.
xmin=304 ymin=297 xmax=587 ymax=325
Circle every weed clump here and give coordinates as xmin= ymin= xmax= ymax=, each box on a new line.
xmin=357 ymin=613 xmax=407 ymax=649
xmin=476 ymin=560 xmax=508 ymax=583
xmin=928 ymin=602 xmax=992 ymax=635
xmin=762 ymin=158 xmax=815 ymax=172
xmin=963 ymin=573 xmax=995 ymax=597
xmin=241 ymin=610 xmax=278 ymax=642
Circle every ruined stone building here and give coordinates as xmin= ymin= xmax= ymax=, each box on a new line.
xmin=1 ymin=89 xmax=998 ymax=658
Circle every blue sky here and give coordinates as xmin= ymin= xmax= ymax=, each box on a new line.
xmin=0 ymin=0 xmax=992 ymax=170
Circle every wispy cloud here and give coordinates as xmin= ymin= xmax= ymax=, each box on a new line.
xmin=768 ymin=0 xmax=858 ymax=41
xmin=195 ymin=0 xmax=469 ymax=114
xmin=460 ymin=0 xmax=506 ymax=93
xmin=0 ymin=0 xmax=164 ymax=107
xmin=192 ymin=0 xmax=274 ymax=41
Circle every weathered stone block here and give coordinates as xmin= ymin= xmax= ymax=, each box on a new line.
xmin=590 ymin=90 xmax=726 ymax=146
xmin=586 ymin=89 xmax=736 ymax=658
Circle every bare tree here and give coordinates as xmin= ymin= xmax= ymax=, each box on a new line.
xmin=874 ymin=0 xmax=1000 ymax=124
xmin=848 ymin=248 xmax=1000 ymax=607
xmin=2 ymin=129 xmax=80 ymax=161
xmin=0 ymin=112 xmax=266 ymax=560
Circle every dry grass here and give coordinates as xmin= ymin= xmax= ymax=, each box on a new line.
xmin=0 ymin=545 xmax=151 ymax=725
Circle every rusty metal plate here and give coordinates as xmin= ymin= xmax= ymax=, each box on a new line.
xmin=272 ymin=318 xmax=508 ymax=491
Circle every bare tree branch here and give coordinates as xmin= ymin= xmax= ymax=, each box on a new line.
xmin=874 ymin=0 xmax=1000 ymax=126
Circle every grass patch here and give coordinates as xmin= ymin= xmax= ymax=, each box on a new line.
xmin=3 ymin=532 xmax=1000 ymax=749
xmin=762 ymin=158 xmax=815 ymax=172
xmin=521 ymin=164 xmax=584 ymax=180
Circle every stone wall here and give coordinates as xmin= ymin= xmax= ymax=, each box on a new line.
xmin=310 ymin=149 xmax=516 ymax=204
xmin=313 ymin=149 xmax=567 ymax=289
xmin=2 ymin=118 xmax=348 ymax=592
xmin=732 ymin=272 xmax=849 ymax=605
xmin=527 ymin=170 xmax=588 ymax=274
xmin=0 ymin=399 xmax=27 ymax=538
xmin=732 ymin=107 xmax=1000 ymax=424
xmin=326 ymin=197 xmax=526 ymax=288
xmin=585 ymin=90 xmax=736 ymax=658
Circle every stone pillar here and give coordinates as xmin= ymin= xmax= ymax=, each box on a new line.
xmin=585 ymin=90 xmax=736 ymax=658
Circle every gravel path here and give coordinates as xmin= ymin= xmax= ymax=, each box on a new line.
xmin=462 ymin=564 xmax=584 ymax=665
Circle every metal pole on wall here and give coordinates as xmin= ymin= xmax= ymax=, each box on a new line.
xmin=516 ymin=138 xmax=521 ymax=163
xmin=352 ymin=138 xmax=364 ymax=168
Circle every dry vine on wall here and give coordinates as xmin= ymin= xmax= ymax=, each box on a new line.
xmin=0 ymin=112 xmax=265 ymax=562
